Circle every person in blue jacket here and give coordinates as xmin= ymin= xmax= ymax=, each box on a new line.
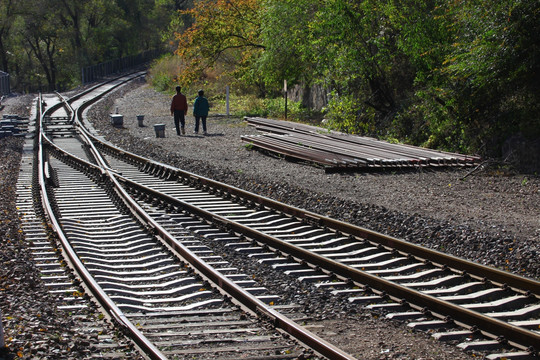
xmin=193 ymin=89 xmax=209 ymax=135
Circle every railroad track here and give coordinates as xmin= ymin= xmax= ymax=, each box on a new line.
xmin=36 ymin=74 xmax=353 ymax=360
xmin=32 ymin=75 xmax=539 ymax=359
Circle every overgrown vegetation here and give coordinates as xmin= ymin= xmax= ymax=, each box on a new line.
xmin=154 ymin=0 xmax=539 ymax=171
xmin=2 ymin=0 xmax=538 ymax=171
xmin=0 ymin=0 xmax=191 ymax=92
xmin=147 ymin=53 xmax=315 ymax=122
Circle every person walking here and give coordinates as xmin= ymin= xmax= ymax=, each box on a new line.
xmin=193 ymin=89 xmax=209 ymax=135
xmin=170 ymin=86 xmax=188 ymax=135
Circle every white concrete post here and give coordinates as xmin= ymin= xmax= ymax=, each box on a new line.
xmin=284 ymin=80 xmax=288 ymax=119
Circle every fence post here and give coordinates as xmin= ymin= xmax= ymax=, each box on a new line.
xmin=284 ymin=80 xmax=288 ymax=119
xmin=0 ymin=308 xmax=5 ymax=348
xmin=226 ymin=85 xmax=230 ymax=117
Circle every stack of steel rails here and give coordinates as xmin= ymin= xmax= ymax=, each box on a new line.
xmin=242 ymin=117 xmax=481 ymax=171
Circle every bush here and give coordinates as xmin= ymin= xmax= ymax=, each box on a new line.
xmin=147 ymin=54 xmax=184 ymax=93
xmin=323 ymin=91 xmax=374 ymax=134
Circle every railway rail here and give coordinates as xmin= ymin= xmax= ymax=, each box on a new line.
xmin=35 ymin=74 xmax=355 ymax=359
xmin=29 ymin=74 xmax=539 ymax=359
xmin=242 ymin=117 xmax=482 ymax=171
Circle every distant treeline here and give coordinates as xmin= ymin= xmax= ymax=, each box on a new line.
xmin=0 ymin=0 xmax=193 ymax=93
xmin=165 ymin=0 xmax=539 ymax=169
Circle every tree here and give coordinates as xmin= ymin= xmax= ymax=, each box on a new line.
xmin=175 ymin=0 xmax=264 ymax=87
xmin=0 ymin=0 xmax=16 ymax=73
xmin=303 ymin=0 xmax=415 ymax=133
xmin=403 ymin=0 xmax=540 ymax=154
xmin=1 ymin=0 xmax=174 ymax=91
xmin=17 ymin=0 xmax=64 ymax=91
xmin=257 ymin=0 xmax=317 ymax=89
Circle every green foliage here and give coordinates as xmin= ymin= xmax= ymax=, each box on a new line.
xmin=257 ymin=0 xmax=316 ymax=89
xmin=3 ymin=0 xmax=537 ymax=168
xmin=324 ymin=91 xmax=369 ymax=134
xmin=146 ymin=0 xmax=538 ymax=170
xmin=202 ymin=90 xmax=312 ymax=122
xmin=147 ymin=54 xmax=183 ymax=92
xmin=227 ymin=95 xmax=303 ymax=120
xmin=175 ymin=0 xmax=264 ymax=88
xmin=1 ymin=0 xmax=177 ymax=91
xmin=400 ymin=0 xmax=540 ymax=156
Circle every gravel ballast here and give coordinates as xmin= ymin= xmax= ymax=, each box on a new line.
xmin=0 ymin=79 xmax=538 ymax=359
xmin=97 ymin=81 xmax=539 ymax=280
xmin=90 ymin=80 xmax=538 ymax=358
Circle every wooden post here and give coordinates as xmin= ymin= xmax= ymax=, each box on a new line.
xmin=0 ymin=309 xmax=5 ymax=348
xmin=284 ymin=80 xmax=288 ymax=119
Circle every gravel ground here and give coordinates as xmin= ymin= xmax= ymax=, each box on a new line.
xmin=0 ymin=78 xmax=538 ymax=359
xmin=96 ymin=80 xmax=539 ymax=280
xmin=90 ymin=79 xmax=538 ymax=358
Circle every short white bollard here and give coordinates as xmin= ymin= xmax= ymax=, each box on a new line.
xmin=154 ymin=124 xmax=165 ymax=138
xmin=137 ymin=115 xmax=144 ymax=127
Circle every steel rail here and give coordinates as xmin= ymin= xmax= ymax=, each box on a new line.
xmin=247 ymin=116 xmax=475 ymax=162
xmin=93 ymin=139 xmax=540 ymax=296
xmin=260 ymin=132 xmax=416 ymax=163
xmin=328 ymin=133 xmax=478 ymax=164
xmin=115 ymin=173 xmax=540 ymax=352
xmin=61 ymin=70 xmax=146 ymax=109
xmin=110 ymin=173 xmax=356 ymax=360
xmin=39 ymin=153 xmax=167 ymax=360
xmin=247 ymin=121 xmax=424 ymax=163
xmin=242 ymin=134 xmax=369 ymax=167
xmin=244 ymin=117 xmax=481 ymax=168
xmin=39 ymin=91 xmax=168 ymax=360
xmin=289 ymin=131 xmax=431 ymax=163
xmin=91 ymin=138 xmax=540 ymax=353
xmin=242 ymin=133 xmax=423 ymax=168
xmin=50 ymin=81 xmax=359 ymax=360
xmin=46 ymin=140 xmax=358 ymax=359
xmin=56 ymin=93 xmax=111 ymax=169
xmin=241 ymin=134 xmax=363 ymax=167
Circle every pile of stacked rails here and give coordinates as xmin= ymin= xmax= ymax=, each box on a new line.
xmin=242 ymin=117 xmax=481 ymax=171
xmin=0 ymin=114 xmax=29 ymax=139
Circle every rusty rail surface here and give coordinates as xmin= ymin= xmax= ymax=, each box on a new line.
xmin=115 ymin=170 xmax=540 ymax=352
xmin=242 ymin=117 xmax=481 ymax=170
xmin=42 ymin=82 xmax=538 ymax=357
xmin=38 ymin=91 xmax=168 ymax=360
xmin=40 ymin=79 xmax=358 ymax=360
xmin=93 ymin=139 xmax=539 ymax=354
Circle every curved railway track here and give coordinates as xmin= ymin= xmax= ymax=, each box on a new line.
xmin=31 ymin=74 xmax=539 ymax=359
xmin=36 ymin=73 xmax=353 ymax=360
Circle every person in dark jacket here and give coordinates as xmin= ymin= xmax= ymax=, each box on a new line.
xmin=193 ymin=89 xmax=209 ymax=135
xmin=170 ymin=86 xmax=188 ymax=135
